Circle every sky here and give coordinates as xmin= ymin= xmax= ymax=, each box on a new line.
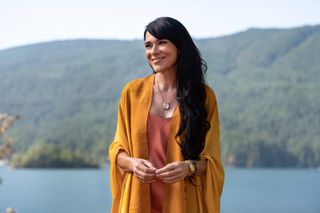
xmin=0 ymin=0 xmax=319 ymax=50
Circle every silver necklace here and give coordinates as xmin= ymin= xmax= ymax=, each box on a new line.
xmin=156 ymin=78 xmax=170 ymax=110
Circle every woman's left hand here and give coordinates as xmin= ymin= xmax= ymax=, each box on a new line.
xmin=155 ymin=161 xmax=190 ymax=183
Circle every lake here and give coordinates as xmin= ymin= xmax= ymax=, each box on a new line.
xmin=0 ymin=167 xmax=319 ymax=213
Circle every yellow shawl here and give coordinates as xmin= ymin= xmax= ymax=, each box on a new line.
xmin=109 ymin=74 xmax=224 ymax=213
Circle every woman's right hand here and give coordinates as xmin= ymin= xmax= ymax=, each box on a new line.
xmin=131 ymin=158 xmax=157 ymax=183
xmin=117 ymin=151 xmax=157 ymax=183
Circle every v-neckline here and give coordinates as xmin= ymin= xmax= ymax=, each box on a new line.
xmin=147 ymin=74 xmax=179 ymax=119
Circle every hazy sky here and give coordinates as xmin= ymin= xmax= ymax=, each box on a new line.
xmin=0 ymin=0 xmax=319 ymax=50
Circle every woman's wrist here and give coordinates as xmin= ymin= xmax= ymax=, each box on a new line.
xmin=117 ymin=151 xmax=134 ymax=172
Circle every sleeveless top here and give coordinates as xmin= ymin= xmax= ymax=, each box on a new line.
xmin=147 ymin=112 xmax=172 ymax=213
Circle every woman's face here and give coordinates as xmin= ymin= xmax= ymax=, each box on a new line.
xmin=144 ymin=31 xmax=178 ymax=74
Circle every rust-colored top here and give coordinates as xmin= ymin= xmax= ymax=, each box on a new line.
xmin=147 ymin=112 xmax=172 ymax=213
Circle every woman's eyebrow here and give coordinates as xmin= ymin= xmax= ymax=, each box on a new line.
xmin=144 ymin=38 xmax=159 ymax=44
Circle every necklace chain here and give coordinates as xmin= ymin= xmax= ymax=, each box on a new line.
xmin=156 ymin=77 xmax=170 ymax=110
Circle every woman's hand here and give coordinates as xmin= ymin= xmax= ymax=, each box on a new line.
xmin=131 ymin=158 xmax=157 ymax=183
xmin=116 ymin=151 xmax=156 ymax=183
xmin=155 ymin=161 xmax=190 ymax=184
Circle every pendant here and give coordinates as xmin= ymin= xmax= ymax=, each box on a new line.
xmin=162 ymin=102 xmax=170 ymax=110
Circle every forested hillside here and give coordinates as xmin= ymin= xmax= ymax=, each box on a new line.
xmin=0 ymin=25 xmax=319 ymax=167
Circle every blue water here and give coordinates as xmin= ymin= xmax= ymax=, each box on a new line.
xmin=0 ymin=168 xmax=111 ymax=213
xmin=221 ymin=169 xmax=320 ymax=213
xmin=0 ymin=167 xmax=319 ymax=213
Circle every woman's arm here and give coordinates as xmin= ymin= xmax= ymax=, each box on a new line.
xmin=116 ymin=151 xmax=134 ymax=172
xmin=194 ymin=159 xmax=207 ymax=176
xmin=116 ymin=151 xmax=157 ymax=183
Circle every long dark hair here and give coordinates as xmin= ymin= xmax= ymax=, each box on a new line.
xmin=144 ymin=17 xmax=210 ymax=160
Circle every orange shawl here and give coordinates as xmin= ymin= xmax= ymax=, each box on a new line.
xmin=109 ymin=74 xmax=224 ymax=213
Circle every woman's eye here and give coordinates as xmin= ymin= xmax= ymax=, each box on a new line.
xmin=145 ymin=44 xmax=151 ymax=49
xmin=159 ymin=41 xmax=167 ymax=45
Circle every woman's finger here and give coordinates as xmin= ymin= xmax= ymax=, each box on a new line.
xmin=163 ymin=173 xmax=186 ymax=183
xmin=132 ymin=160 xmax=156 ymax=182
xmin=143 ymin=160 xmax=157 ymax=170
xmin=156 ymin=167 xmax=180 ymax=178
xmin=156 ymin=161 xmax=190 ymax=181
xmin=134 ymin=166 xmax=155 ymax=178
xmin=137 ymin=162 xmax=156 ymax=175
xmin=156 ymin=163 xmax=175 ymax=175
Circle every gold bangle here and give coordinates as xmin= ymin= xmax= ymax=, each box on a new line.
xmin=188 ymin=160 xmax=196 ymax=176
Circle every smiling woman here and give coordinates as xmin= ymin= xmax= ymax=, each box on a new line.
xmin=144 ymin=34 xmax=178 ymax=75
xmin=108 ymin=17 xmax=224 ymax=213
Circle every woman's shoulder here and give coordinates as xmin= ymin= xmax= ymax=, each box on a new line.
xmin=204 ymin=84 xmax=218 ymax=107
xmin=204 ymin=84 xmax=217 ymax=99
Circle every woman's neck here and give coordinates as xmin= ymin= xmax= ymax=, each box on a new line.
xmin=155 ymin=71 xmax=176 ymax=92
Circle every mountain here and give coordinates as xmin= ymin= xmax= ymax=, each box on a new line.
xmin=1 ymin=25 xmax=319 ymax=167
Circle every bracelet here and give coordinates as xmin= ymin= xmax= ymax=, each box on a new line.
xmin=188 ymin=160 xmax=197 ymax=176
xmin=194 ymin=160 xmax=198 ymax=175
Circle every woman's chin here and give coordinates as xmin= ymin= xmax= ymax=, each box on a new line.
xmin=153 ymin=68 xmax=163 ymax=73
xmin=152 ymin=67 xmax=167 ymax=73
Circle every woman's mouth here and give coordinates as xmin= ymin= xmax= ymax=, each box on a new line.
xmin=152 ymin=57 xmax=165 ymax=64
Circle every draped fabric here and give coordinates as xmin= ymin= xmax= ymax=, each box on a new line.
xmin=108 ymin=74 xmax=224 ymax=213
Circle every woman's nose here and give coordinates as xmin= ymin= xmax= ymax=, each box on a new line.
xmin=151 ymin=44 xmax=160 ymax=55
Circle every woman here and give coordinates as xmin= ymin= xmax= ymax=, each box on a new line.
xmin=109 ymin=17 xmax=224 ymax=213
